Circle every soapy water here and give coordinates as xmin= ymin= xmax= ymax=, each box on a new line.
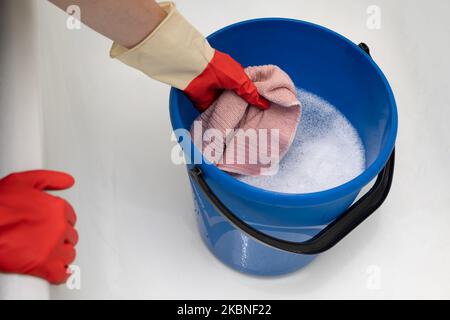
xmin=237 ymin=89 xmax=366 ymax=194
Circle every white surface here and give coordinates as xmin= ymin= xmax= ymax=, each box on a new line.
xmin=238 ymin=89 xmax=366 ymax=193
xmin=0 ymin=0 xmax=50 ymax=300
xmin=2 ymin=0 xmax=449 ymax=299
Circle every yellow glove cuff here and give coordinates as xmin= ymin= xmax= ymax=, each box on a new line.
xmin=110 ymin=1 xmax=215 ymax=90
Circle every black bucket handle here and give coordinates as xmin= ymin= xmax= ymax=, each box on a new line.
xmin=188 ymin=42 xmax=396 ymax=255
xmin=189 ymin=149 xmax=394 ymax=255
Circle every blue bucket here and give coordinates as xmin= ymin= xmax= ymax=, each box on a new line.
xmin=169 ymin=18 xmax=398 ymax=276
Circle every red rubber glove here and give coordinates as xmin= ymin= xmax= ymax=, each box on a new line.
xmin=183 ymin=50 xmax=271 ymax=111
xmin=0 ymin=170 xmax=78 ymax=284
xmin=110 ymin=2 xmax=270 ymax=112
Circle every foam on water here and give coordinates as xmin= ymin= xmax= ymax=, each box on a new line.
xmin=237 ymin=89 xmax=366 ymax=194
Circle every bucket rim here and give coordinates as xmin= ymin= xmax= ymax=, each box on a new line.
xmin=169 ymin=17 xmax=398 ymax=207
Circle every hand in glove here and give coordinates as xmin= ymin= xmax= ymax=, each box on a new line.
xmin=0 ymin=170 xmax=78 ymax=284
xmin=110 ymin=2 xmax=269 ymax=111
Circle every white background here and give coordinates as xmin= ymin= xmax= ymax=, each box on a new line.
xmin=1 ymin=0 xmax=450 ymax=299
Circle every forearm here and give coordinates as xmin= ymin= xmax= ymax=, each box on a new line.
xmin=48 ymin=0 xmax=167 ymax=48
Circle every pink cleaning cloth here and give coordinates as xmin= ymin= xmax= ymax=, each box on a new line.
xmin=190 ymin=65 xmax=301 ymax=176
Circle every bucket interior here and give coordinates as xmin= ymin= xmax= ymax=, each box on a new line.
xmin=171 ymin=18 xmax=397 ymax=196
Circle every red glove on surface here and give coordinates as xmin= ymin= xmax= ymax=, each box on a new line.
xmin=110 ymin=2 xmax=270 ymax=112
xmin=0 ymin=170 xmax=78 ymax=284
